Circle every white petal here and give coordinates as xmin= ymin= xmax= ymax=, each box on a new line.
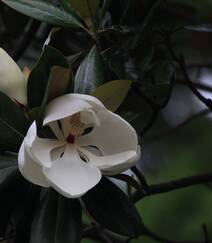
xmin=31 ymin=137 xmax=64 ymax=168
xmin=80 ymin=109 xmax=100 ymax=126
xmin=0 ymin=48 xmax=27 ymax=104
xmin=79 ymin=147 xmax=138 ymax=175
xmin=60 ymin=109 xmax=100 ymax=138
xmin=43 ymin=145 xmax=102 ymax=198
xmin=77 ymin=110 xmax=138 ymax=155
xmin=25 ymin=122 xmax=64 ymax=168
xmin=25 ymin=121 xmax=36 ymax=146
xmin=43 ymin=94 xmax=93 ymax=125
xmin=48 ymin=121 xmax=64 ymax=140
xmin=18 ymin=140 xmax=50 ymax=187
xmin=61 ymin=118 xmax=71 ymax=138
xmin=70 ymin=93 xmax=105 ymax=109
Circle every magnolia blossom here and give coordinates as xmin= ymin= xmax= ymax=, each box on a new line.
xmin=0 ymin=48 xmax=27 ymax=104
xmin=18 ymin=94 xmax=140 ymax=198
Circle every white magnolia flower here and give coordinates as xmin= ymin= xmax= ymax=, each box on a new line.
xmin=18 ymin=94 xmax=139 ymax=198
xmin=0 ymin=48 xmax=27 ymax=104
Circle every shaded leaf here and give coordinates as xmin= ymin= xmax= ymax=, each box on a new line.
xmin=0 ymin=161 xmax=17 ymax=236
xmin=69 ymin=0 xmax=100 ymax=17
xmin=137 ymin=46 xmax=154 ymax=72
xmin=36 ymin=65 xmax=72 ymax=131
xmin=117 ymin=88 xmax=153 ymax=134
xmin=13 ymin=185 xmax=41 ymax=243
xmin=141 ymin=84 xmax=173 ymax=108
xmin=119 ymin=110 xmax=141 ymax=123
xmin=49 ymin=28 xmax=93 ymax=57
xmin=153 ymin=60 xmax=175 ymax=84
xmin=44 ymin=65 xmax=72 ymax=103
xmin=74 ymin=46 xmax=108 ymax=94
xmin=2 ymin=0 xmax=84 ymax=28
xmin=82 ymin=177 xmax=143 ymax=237
xmin=59 ymin=0 xmax=73 ymax=13
xmin=92 ymin=80 xmax=132 ymax=112
xmin=0 ymin=92 xmax=29 ymax=152
xmin=27 ymin=45 xmax=70 ymax=108
xmin=108 ymin=52 xmax=138 ymax=80
xmin=0 ymin=157 xmax=18 ymax=190
xmin=0 ymin=164 xmax=29 ymax=238
xmin=31 ymin=189 xmax=82 ymax=243
xmin=0 ymin=164 xmax=17 ymax=185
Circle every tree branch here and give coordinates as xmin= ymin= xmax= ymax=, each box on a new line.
xmin=165 ymin=35 xmax=212 ymax=112
xmin=132 ymin=172 xmax=212 ymax=203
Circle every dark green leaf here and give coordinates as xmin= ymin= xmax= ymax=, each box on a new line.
xmin=74 ymin=46 xmax=108 ymax=94
xmin=31 ymin=189 xmax=82 ymax=243
xmin=0 ymin=165 xmax=29 ymax=238
xmin=13 ymin=185 xmax=41 ymax=243
xmin=2 ymin=0 xmax=84 ymax=28
xmin=69 ymin=0 xmax=100 ymax=17
xmin=153 ymin=60 xmax=175 ymax=84
xmin=0 ymin=164 xmax=17 ymax=185
xmin=108 ymin=52 xmax=137 ymax=80
xmin=44 ymin=65 xmax=72 ymax=104
xmin=141 ymin=84 xmax=173 ymax=108
xmin=117 ymin=88 xmax=152 ymax=134
xmin=0 ymin=158 xmax=18 ymax=190
xmin=137 ymin=46 xmax=154 ymax=72
xmin=36 ymin=65 xmax=73 ymax=130
xmin=185 ymin=24 xmax=212 ymax=32
xmin=0 ymin=92 xmax=29 ymax=152
xmin=59 ymin=0 xmax=73 ymax=13
xmin=92 ymin=80 xmax=133 ymax=112
xmin=0 ymin=155 xmax=17 ymax=168
xmin=82 ymin=177 xmax=143 ymax=237
xmin=27 ymin=45 xmax=70 ymax=108
xmin=119 ymin=111 xmax=141 ymax=123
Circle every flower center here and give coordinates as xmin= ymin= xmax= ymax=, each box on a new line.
xmin=66 ymin=134 xmax=75 ymax=144
xmin=66 ymin=113 xmax=84 ymax=144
